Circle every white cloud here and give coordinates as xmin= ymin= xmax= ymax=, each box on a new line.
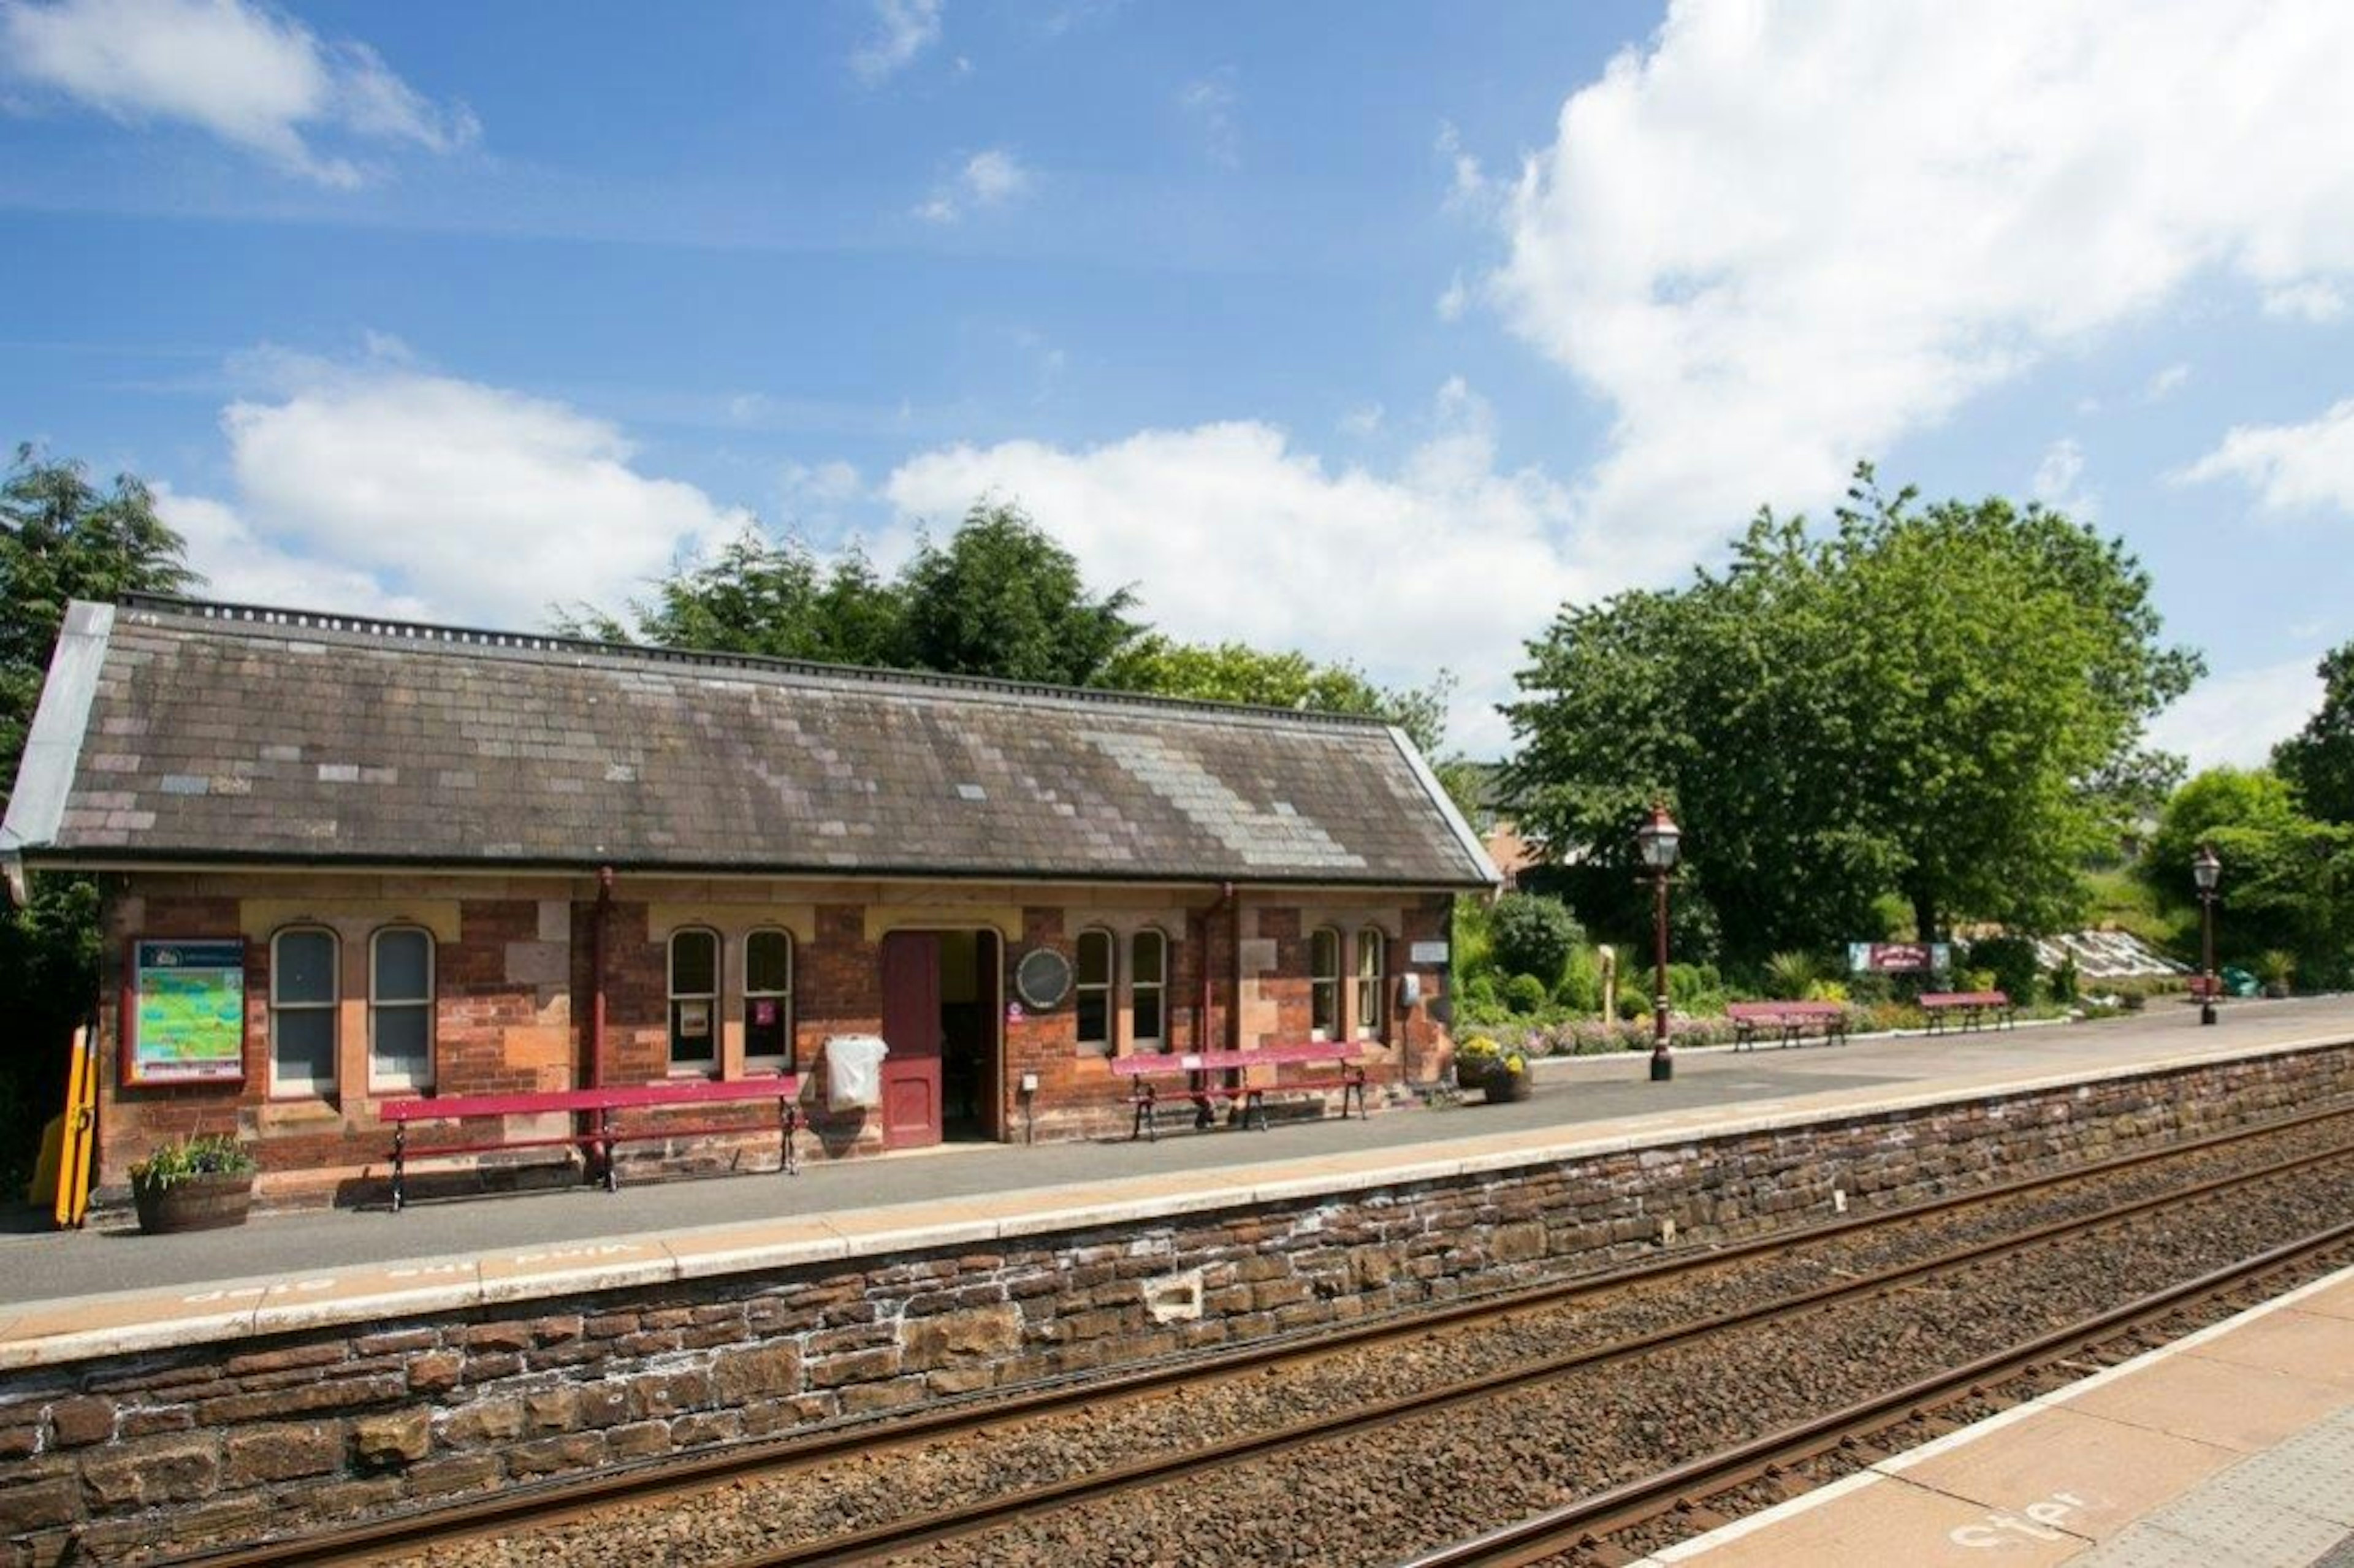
xmin=1487 ymin=0 xmax=2354 ymax=580
xmin=166 ymin=352 xmax=749 ymax=626
xmin=1434 ymin=120 xmax=1495 ymax=216
xmin=2178 ymin=395 xmax=2354 ymax=514
xmin=1338 ymin=403 xmax=1384 ymax=439
xmin=881 ymin=380 xmax=1586 ymax=753
xmin=2144 ymin=362 xmax=2192 ymax=402
xmin=1436 ymin=270 xmax=1469 ymax=322
xmin=2030 ymin=437 xmax=2094 ymax=518
xmin=2148 ymin=655 xmax=2325 ymax=773
xmin=915 ymin=147 xmax=1032 ymax=223
xmin=1178 ymin=69 xmax=1238 ymax=167
xmin=1 ymin=0 xmax=475 ymax=186
xmin=2263 ymin=280 xmax=2347 ymax=322
xmin=851 ymin=0 xmax=942 ymax=83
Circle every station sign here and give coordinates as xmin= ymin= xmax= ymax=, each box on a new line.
xmin=1848 ymin=942 xmax=1951 ymax=974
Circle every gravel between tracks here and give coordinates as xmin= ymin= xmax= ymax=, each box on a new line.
xmin=389 ymin=1118 xmax=2354 ymax=1568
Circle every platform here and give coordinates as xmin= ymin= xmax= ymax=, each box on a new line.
xmin=2 ymin=994 xmax=2352 ymax=1370
xmin=1644 ymin=1262 xmax=2354 ymax=1567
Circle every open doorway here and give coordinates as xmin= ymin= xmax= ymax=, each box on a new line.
xmin=878 ymin=929 xmax=1002 ymax=1147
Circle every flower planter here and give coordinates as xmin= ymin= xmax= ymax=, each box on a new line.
xmin=132 ymin=1171 xmax=254 ymax=1234
xmin=1481 ymin=1067 xmax=1533 ymax=1104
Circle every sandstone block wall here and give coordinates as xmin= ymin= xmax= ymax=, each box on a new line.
xmin=9 ymin=1041 xmax=2347 ymax=1565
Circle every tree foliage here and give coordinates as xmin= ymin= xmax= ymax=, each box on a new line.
xmin=2143 ymin=766 xmax=2354 ymax=981
xmin=1488 ymin=892 xmax=1582 ymax=984
xmin=2274 ymin=639 xmax=2354 ymax=825
xmin=560 ymin=529 xmax=905 ymax=668
xmin=1102 ymin=636 xmax=1453 ymax=756
xmin=1504 ymin=465 xmax=2201 ymax=961
xmin=897 ymin=501 xmax=1141 ymax=686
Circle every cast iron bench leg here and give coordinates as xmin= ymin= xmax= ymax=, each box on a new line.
xmin=391 ymin=1123 xmax=405 ymax=1214
xmin=601 ymin=1108 xmax=619 ymax=1193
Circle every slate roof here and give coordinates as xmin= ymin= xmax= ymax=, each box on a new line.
xmin=1 ymin=597 xmax=1498 ymax=889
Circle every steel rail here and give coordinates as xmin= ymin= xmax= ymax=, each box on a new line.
xmin=1396 ymin=1219 xmax=2354 ymax=1568
xmin=707 ymin=1130 xmax=2354 ymax=1566
xmin=168 ymin=1101 xmax=2354 ymax=1568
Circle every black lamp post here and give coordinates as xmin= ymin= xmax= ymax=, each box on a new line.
xmin=2193 ymin=844 xmax=2220 ymax=1027
xmin=1636 ymin=802 xmax=1680 ymax=1081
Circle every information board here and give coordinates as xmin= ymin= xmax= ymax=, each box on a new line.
xmin=128 ymin=940 xmax=246 ymax=1085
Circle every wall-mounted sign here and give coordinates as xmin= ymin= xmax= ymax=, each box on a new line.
xmin=1410 ymin=941 xmax=1450 ymax=965
xmin=1015 ymin=948 xmax=1074 ymax=1010
xmin=128 ymin=939 xmax=246 ymax=1086
xmin=677 ymin=1001 xmax=712 ymax=1038
xmin=1848 ymin=942 xmax=1951 ymax=974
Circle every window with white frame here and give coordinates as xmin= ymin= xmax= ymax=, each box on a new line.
xmin=271 ymin=926 xmax=338 ymax=1095
xmin=370 ymin=927 xmax=435 ymax=1090
xmin=1131 ymin=929 xmax=1167 ymax=1051
xmin=1354 ymin=926 xmax=1386 ymax=1041
xmin=744 ymin=928 xmax=793 ymax=1071
xmin=669 ymin=927 xmax=720 ymax=1072
xmin=1075 ymin=929 xmax=1113 ymax=1052
xmin=1309 ymin=926 xmax=1342 ymax=1041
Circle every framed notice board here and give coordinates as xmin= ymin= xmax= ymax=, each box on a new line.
xmin=127 ymin=939 xmax=247 ymax=1086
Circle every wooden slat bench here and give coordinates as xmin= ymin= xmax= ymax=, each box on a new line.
xmin=1726 ymin=1000 xmax=1849 ymax=1050
xmin=1109 ymin=1043 xmax=1368 ymax=1141
xmin=1920 ymin=990 xmax=2014 ymax=1034
xmin=381 ymin=1077 xmax=800 ymax=1211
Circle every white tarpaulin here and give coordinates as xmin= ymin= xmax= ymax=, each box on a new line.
xmin=824 ymin=1033 xmax=888 ymax=1109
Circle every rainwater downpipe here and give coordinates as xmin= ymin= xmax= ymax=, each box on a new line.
xmin=1197 ymin=881 xmax=1235 ymax=1056
xmin=590 ymin=866 xmax=614 ymax=1091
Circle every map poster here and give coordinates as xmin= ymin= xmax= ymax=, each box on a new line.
xmin=129 ymin=940 xmax=246 ymax=1086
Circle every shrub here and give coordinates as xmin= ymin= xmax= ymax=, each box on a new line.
xmin=1763 ymin=950 xmax=1823 ymax=1000
xmin=130 ymin=1132 xmax=254 ymax=1192
xmin=1554 ymin=948 xmax=1603 ymax=1014
xmin=1461 ymin=974 xmax=1498 ymax=1011
xmin=1964 ymin=936 xmax=2041 ymax=1005
xmin=1490 ymin=894 xmax=1582 ymax=986
xmin=2048 ymin=956 xmax=2079 ymax=1004
xmin=1501 ymin=973 xmax=1550 ymax=1015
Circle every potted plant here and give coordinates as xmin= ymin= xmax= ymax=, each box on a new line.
xmin=1453 ymin=1035 xmax=1533 ymax=1103
xmin=130 ymin=1132 xmax=257 ymax=1234
xmin=2256 ymin=951 xmax=2295 ymax=999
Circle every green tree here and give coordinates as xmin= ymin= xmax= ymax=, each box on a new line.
xmin=2140 ymin=766 xmax=2353 ymax=979
xmin=898 ymin=501 xmax=1141 ymax=685
xmin=557 ymin=528 xmax=907 ymax=666
xmin=2274 ymin=640 xmax=2354 ymax=824
xmin=1505 ymin=465 xmax=2201 ymax=962
xmin=1103 ymin=636 xmax=1453 ymax=755
xmin=1 ymin=447 xmax=197 ymax=1189
xmin=2138 ymin=766 xmax=2299 ymax=904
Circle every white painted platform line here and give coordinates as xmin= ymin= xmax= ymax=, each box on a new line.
xmin=2063 ymin=1407 xmax=2354 ymax=1567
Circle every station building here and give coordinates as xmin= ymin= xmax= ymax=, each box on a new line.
xmin=0 ymin=596 xmax=1496 ymax=1204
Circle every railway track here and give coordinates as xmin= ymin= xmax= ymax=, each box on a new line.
xmin=173 ymin=1102 xmax=2354 ymax=1568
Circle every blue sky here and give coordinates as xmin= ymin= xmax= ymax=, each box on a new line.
xmin=4 ymin=0 xmax=2352 ymax=766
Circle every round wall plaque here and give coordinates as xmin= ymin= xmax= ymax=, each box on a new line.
xmin=1015 ymin=947 xmax=1075 ymax=1010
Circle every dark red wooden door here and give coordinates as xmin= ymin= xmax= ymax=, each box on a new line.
xmin=879 ymin=932 xmax=942 ymax=1149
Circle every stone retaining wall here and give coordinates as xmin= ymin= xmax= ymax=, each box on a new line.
xmin=6 ymin=1041 xmax=2351 ymax=1565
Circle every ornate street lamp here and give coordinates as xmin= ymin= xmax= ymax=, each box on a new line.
xmin=2193 ymin=844 xmax=2220 ymax=1027
xmin=1636 ymin=802 xmax=1681 ymax=1081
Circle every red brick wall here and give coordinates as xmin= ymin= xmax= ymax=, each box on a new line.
xmin=96 ymin=878 xmax=1462 ymax=1201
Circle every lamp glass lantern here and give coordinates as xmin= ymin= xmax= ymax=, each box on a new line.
xmin=2192 ymin=845 xmax=2220 ymax=894
xmin=1636 ymin=805 xmax=1682 ymax=873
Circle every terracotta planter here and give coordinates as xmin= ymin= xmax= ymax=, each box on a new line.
xmin=132 ymin=1171 xmax=255 ymax=1234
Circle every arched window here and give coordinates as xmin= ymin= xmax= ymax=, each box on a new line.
xmin=370 ymin=927 xmax=435 ymax=1090
xmin=1131 ymin=930 xmax=1167 ymax=1052
xmin=1075 ymin=929 xmax=1113 ymax=1054
xmin=669 ymin=927 xmax=720 ymax=1073
xmin=1354 ymin=927 xmax=1387 ymax=1041
xmin=1309 ymin=927 xmax=1342 ymax=1041
xmin=272 ymin=926 xmax=338 ymax=1096
xmin=745 ymin=928 xmax=793 ymax=1072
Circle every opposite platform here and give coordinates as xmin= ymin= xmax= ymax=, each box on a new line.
xmin=4 ymin=994 xmax=2352 ymax=1369
xmin=1643 ymin=1263 xmax=2354 ymax=1568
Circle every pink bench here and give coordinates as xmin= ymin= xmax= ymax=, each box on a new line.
xmin=382 ymin=1077 xmax=800 ymax=1210
xmin=1920 ymin=990 xmax=2014 ymax=1034
xmin=1109 ymin=1042 xmax=1368 ymax=1140
xmin=1726 ymin=1000 xmax=1849 ymax=1050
